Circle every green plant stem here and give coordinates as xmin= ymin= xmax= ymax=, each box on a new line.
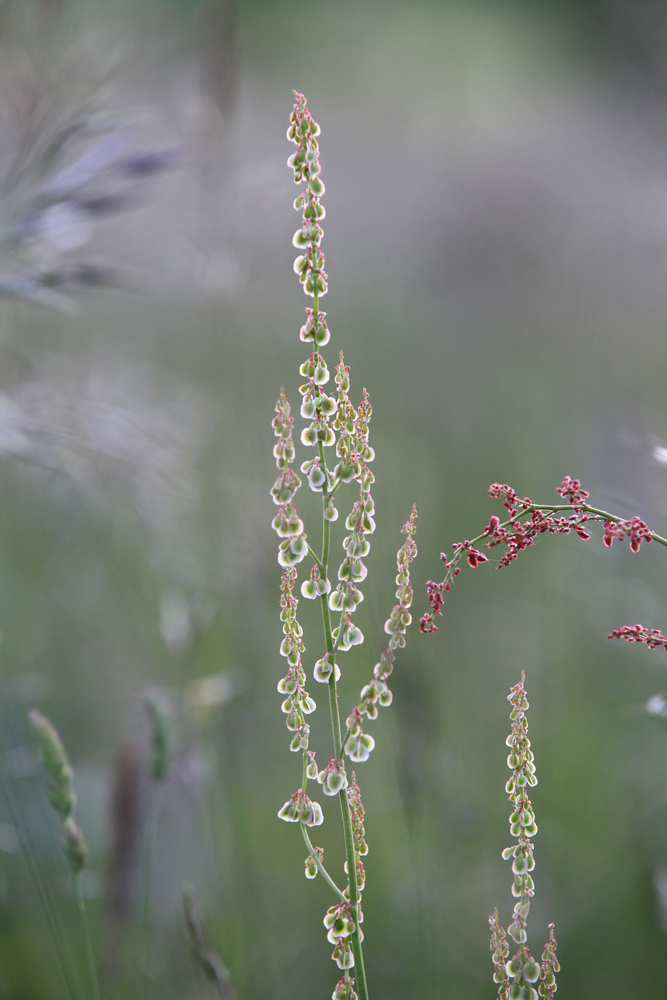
xmin=73 ymin=873 xmax=101 ymax=1000
xmin=300 ymin=825 xmax=346 ymax=901
xmin=302 ymin=747 xmax=308 ymax=793
xmin=142 ymin=789 xmax=160 ymax=1000
xmin=0 ymin=777 xmax=79 ymax=1000
xmin=316 ymin=441 xmax=369 ymax=1000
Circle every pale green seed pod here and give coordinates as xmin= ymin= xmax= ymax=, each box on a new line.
xmin=305 ymin=857 xmax=318 ymax=879
xmin=278 ymin=800 xmax=299 ymax=822
xmin=314 ymin=657 xmax=333 ymax=683
xmin=506 ymin=956 xmax=522 ymax=976
xmin=308 ymin=466 xmax=326 ymax=490
xmin=523 ymin=962 xmax=540 ymax=983
xmin=306 ymin=758 xmax=319 ymax=780
xmin=345 ymin=733 xmax=375 ymax=762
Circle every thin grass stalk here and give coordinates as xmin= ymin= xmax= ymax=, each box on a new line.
xmin=73 ymin=873 xmax=102 ymax=1000
xmin=0 ymin=774 xmax=79 ymax=1000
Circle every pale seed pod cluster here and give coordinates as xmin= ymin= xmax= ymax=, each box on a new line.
xmin=332 ymin=976 xmax=358 ymax=1000
xmin=345 ymin=775 xmax=368 ymax=893
xmin=323 ymin=897 xmax=362 ymax=970
xmin=490 ymin=675 xmax=558 ymax=1000
xmin=273 ymin=93 xmax=418 ymax=998
xmin=342 ymin=507 xmax=418 ymax=764
xmin=276 ymin=568 xmax=316 ymax=753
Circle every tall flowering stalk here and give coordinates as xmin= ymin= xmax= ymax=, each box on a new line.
xmin=271 ymin=92 xmax=417 ymax=1000
xmin=490 ymin=675 xmax=559 ymax=1000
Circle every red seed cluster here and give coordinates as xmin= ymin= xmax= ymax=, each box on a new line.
xmin=419 ymin=579 xmax=446 ymax=633
xmin=555 ymin=476 xmax=590 ymax=508
xmin=602 ymin=516 xmax=653 ymax=552
xmin=421 ymin=477 xmax=659 ymax=632
xmin=608 ymin=624 xmax=667 ymax=649
xmin=483 ymin=506 xmax=590 ymax=570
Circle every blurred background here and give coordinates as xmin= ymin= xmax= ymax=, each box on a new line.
xmin=1 ymin=0 xmax=667 ymax=997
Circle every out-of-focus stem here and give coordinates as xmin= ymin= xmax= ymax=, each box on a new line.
xmin=74 ymin=874 xmax=101 ymax=1000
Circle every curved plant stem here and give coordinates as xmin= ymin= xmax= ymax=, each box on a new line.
xmin=74 ymin=873 xmax=101 ymax=1000
xmin=0 ymin=773 xmax=79 ymax=1000
xmin=301 ymin=825 xmax=346 ymax=902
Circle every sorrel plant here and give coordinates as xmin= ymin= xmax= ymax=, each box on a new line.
xmin=420 ymin=475 xmax=667 ymax=994
xmin=489 ymin=675 xmax=559 ymax=1000
xmin=271 ymin=92 xmax=418 ymax=1000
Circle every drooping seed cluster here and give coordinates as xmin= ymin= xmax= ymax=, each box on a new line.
xmin=276 ymin=568 xmax=316 ymax=753
xmin=420 ymin=476 xmax=658 ymax=632
xmin=602 ymin=516 xmax=653 ymax=552
xmin=342 ymin=508 xmax=418 ymax=763
xmin=489 ymin=675 xmax=558 ymax=1000
xmin=345 ymin=775 xmax=368 ymax=893
xmin=608 ymin=623 xmax=667 ymax=649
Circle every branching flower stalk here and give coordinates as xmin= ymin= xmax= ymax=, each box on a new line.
xmin=420 ymin=476 xmax=667 ymax=644
xmin=272 ymin=92 xmax=417 ymax=1000
xmin=490 ymin=675 xmax=559 ymax=1000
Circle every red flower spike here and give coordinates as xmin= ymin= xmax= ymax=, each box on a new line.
xmin=422 ymin=475 xmax=660 ymax=635
xmin=609 ymin=624 xmax=667 ymax=650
